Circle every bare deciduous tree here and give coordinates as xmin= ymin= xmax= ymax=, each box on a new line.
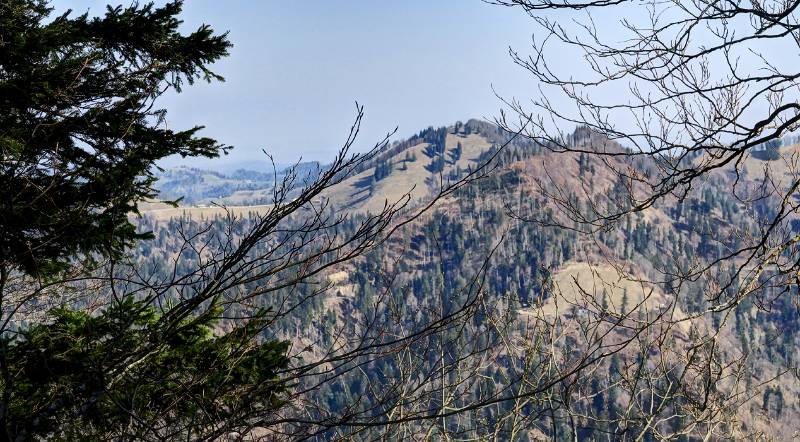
xmin=488 ymin=0 xmax=800 ymax=438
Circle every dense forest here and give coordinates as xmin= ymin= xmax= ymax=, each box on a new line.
xmin=130 ymin=122 xmax=800 ymax=439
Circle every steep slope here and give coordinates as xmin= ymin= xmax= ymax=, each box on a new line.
xmin=135 ymin=121 xmax=800 ymax=439
xmin=322 ymin=131 xmax=492 ymax=214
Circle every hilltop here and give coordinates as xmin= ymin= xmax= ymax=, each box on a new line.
xmin=133 ymin=120 xmax=800 ymax=438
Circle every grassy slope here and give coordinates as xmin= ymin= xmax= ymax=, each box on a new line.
xmin=138 ymin=126 xmax=800 ymax=437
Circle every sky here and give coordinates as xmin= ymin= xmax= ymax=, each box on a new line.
xmin=51 ymin=1 xmax=542 ymax=169
xmin=47 ymin=1 xmax=797 ymax=171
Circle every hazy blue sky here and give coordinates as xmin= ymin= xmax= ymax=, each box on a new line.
xmin=52 ymin=1 xmax=540 ymax=169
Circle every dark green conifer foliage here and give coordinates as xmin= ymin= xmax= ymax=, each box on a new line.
xmin=0 ymin=3 xmax=294 ymax=439
xmin=0 ymin=0 xmax=231 ymax=275
xmin=3 ymin=298 xmax=289 ymax=440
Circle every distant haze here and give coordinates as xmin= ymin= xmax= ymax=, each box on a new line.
xmin=51 ymin=0 xmax=539 ymax=169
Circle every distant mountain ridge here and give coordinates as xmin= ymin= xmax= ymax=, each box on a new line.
xmin=153 ymin=161 xmax=322 ymax=204
xmin=150 ymin=119 xmax=517 ymax=208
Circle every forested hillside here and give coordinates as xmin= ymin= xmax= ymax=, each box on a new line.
xmin=136 ymin=120 xmax=800 ymax=439
xmin=8 ymin=0 xmax=800 ymax=439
